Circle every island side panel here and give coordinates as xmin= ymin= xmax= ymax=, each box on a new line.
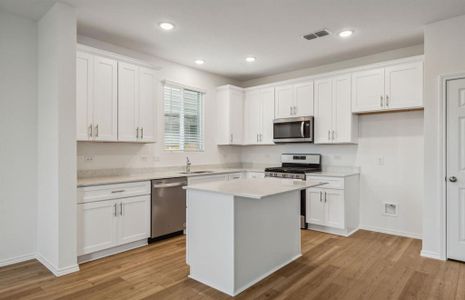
xmin=233 ymin=190 xmax=301 ymax=294
xmin=186 ymin=190 xmax=236 ymax=295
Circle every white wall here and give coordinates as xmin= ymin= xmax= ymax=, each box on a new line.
xmin=76 ymin=36 xmax=242 ymax=171
xmin=37 ymin=2 xmax=78 ymax=275
xmin=423 ymin=14 xmax=465 ymax=259
xmin=0 ymin=10 xmax=38 ymax=265
xmin=241 ymin=111 xmax=424 ymax=238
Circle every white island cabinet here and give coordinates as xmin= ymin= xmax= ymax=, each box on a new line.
xmin=185 ymin=178 xmax=323 ymax=296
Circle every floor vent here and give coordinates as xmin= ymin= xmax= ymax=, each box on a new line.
xmin=303 ymin=29 xmax=331 ymax=40
xmin=384 ymin=202 xmax=398 ymax=217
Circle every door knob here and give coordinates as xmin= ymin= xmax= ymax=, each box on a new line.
xmin=449 ymin=176 xmax=458 ymax=182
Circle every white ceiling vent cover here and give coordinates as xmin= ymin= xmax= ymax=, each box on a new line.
xmin=303 ymin=29 xmax=331 ymax=41
xmin=384 ymin=202 xmax=398 ymax=217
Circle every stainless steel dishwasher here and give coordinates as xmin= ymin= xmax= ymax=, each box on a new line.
xmin=150 ymin=177 xmax=187 ymax=240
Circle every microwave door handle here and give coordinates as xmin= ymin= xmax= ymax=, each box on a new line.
xmin=300 ymin=121 xmax=305 ymax=138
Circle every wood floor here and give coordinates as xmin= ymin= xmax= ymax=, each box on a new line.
xmin=1 ymin=230 xmax=465 ymax=300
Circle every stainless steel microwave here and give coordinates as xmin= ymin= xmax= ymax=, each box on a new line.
xmin=273 ymin=116 xmax=314 ymax=143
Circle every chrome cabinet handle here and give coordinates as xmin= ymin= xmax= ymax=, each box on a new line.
xmin=136 ymin=127 xmax=140 ymax=139
xmin=120 ymin=202 xmax=123 ymax=216
xmin=230 ymin=134 xmax=233 ymax=143
xmin=386 ymin=95 xmax=389 ymax=107
xmin=324 ymin=192 xmax=327 ymax=203
xmin=89 ymin=125 xmax=93 ymax=138
xmin=328 ymin=130 xmax=331 ymax=141
xmin=332 ymin=130 xmax=335 ymax=141
xmin=141 ymin=127 xmax=144 ymax=139
xmin=449 ymin=176 xmax=458 ymax=182
xmin=380 ymin=96 xmax=384 ymax=107
xmin=290 ymin=106 xmax=292 ymax=115
xmin=319 ymin=191 xmax=322 ymax=202
xmin=111 ymin=190 xmax=125 ymax=193
xmin=95 ymin=124 xmax=99 ymax=137
xmin=114 ymin=203 xmax=117 ymax=217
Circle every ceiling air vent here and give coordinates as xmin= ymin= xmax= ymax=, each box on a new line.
xmin=303 ymin=29 xmax=331 ymax=40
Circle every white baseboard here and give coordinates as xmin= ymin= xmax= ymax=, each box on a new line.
xmin=0 ymin=253 xmax=36 ymax=267
xmin=358 ymin=224 xmax=422 ymax=239
xmin=35 ymin=253 xmax=80 ymax=276
xmin=307 ymin=224 xmax=358 ymax=237
xmin=78 ymin=239 xmax=148 ymax=264
xmin=420 ymin=250 xmax=445 ymax=261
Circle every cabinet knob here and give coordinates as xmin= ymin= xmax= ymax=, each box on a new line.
xmin=380 ymin=95 xmax=384 ymax=107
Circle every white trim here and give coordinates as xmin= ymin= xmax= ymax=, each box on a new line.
xmin=35 ymin=253 xmax=80 ymax=277
xmin=359 ymin=224 xmax=422 ymax=239
xmin=0 ymin=253 xmax=36 ymax=267
xmin=78 ymin=239 xmax=148 ymax=264
xmin=244 ymin=55 xmax=424 ymax=91
xmin=77 ymin=43 xmax=161 ymax=70
xmin=162 ymin=79 xmax=207 ymax=94
xmin=420 ymin=250 xmax=444 ymax=260
xmin=307 ymin=225 xmax=358 ymax=237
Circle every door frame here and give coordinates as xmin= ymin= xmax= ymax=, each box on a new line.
xmin=438 ymin=73 xmax=465 ymax=260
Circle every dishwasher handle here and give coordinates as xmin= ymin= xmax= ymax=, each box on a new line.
xmin=153 ymin=182 xmax=187 ymax=189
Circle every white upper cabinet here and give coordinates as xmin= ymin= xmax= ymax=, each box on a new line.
xmin=275 ymin=80 xmax=314 ymax=118
xmin=352 ymin=60 xmax=423 ymax=113
xmin=118 ymin=63 xmax=157 ymax=143
xmin=315 ymin=74 xmax=357 ymax=144
xmin=243 ymin=87 xmax=275 ymax=145
xmin=216 ymin=85 xmax=244 ymax=145
xmin=77 ymin=47 xmax=158 ymax=143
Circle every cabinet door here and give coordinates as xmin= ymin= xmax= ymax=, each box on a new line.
xmin=77 ymin=200 xmax=118 ymax=255
xmin=229 ymin=88 xmax=244 ymax=144
xmin=332 ymin=74 xmax=355 ymax=143
xmin=260 ymin=87 xmax=275 ymax=144
xmin=216 ymin=87 xmax=230 ymax=145
xmin=294 ymin=81 xmax=314 ymax=117
xmin=118 ymin=196 xmax=150 ymax=245
xmin=324 ymin=190 xmax=345 ymax=229
xmin=314 ymin=78 xmax=333 ymax=144
xmin=385 ymin=62 xmax=423 ymax=110
xmin=243 ymin=90 xmax=261 ymax=144
xmin=76 ymin=52 xmax=93 ymax=141
xmin=93 ymin=55 xmax=118 ymax=141
xmin=118 ymin=62 xmax=139 ymax=142
xmin=306 ymin=189 xmax=325 ymax=225
xmin=352 ymin=68 xmax=385 ymax=113
xmin=275 ymin=85 xmax=294 ymax=118
xmin=138 ymin=67 xmax=158 ymax=142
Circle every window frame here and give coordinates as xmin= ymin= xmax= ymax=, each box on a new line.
xmin=163 ymin=82 xmax=205 ymax=152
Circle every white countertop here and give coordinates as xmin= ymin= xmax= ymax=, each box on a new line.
xmin=307 ymin=171 xmax=360 ymax=177
xmin=184 ymin=178 xmax=325 ymax=199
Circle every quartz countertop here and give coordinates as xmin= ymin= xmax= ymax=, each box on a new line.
xmin=184 ymin=178 xmax=325 ymax=199
xmin=306 ymin=171 xmax=360 ymax=177
xmin=77 ymin=168 xmax=264 ymax=187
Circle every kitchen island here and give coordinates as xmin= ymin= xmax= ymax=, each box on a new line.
xmin=184 ymin=177 xmax=324 ymax=296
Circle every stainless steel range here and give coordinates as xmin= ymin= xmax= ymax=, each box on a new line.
xmin=265 ymin=153 xmax=322 ymax=229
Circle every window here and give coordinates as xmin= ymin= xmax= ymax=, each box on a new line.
xmin=164 ymin=84 xmax=204 ymax=151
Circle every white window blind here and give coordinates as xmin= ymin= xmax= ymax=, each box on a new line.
xmin=164 ymin=84 xmax=204 ymax=151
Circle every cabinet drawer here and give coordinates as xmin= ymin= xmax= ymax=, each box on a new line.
xmin=307 ymin=176 xmax=344 ymax=190
xmin=78 ymin=181 xmax=151 ymax=204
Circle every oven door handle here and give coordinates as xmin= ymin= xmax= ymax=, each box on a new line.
xmin=300 ymin=121 xmax=305 ymax=138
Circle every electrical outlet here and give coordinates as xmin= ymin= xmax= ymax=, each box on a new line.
xmin=84 ymin=156 xmax=94 ymax=162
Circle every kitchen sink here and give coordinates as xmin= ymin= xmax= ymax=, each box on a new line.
xmin=179 ymin=170 xmax=213 ymax=174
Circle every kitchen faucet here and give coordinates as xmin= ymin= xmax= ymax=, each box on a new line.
xmin=186 ymin=156 xmax=191 ymax=174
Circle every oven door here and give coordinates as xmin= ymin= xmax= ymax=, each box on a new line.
xmin=273 ymin=116 xmax=313 ymax=143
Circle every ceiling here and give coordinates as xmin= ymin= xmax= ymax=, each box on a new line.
xmin=2 ymin=0 xmax=465 ymax=81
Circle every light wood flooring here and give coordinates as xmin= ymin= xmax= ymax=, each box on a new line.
xmin=1 ymin=230 xmax=465 ymax=299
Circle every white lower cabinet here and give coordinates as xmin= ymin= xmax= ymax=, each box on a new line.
xmin=77 ymin=181 xmax=150 ymax=257
xmin=306 ymin=175 xmax=359 ymax=236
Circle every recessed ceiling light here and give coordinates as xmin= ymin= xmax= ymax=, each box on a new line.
xmin=194 ymin=59 xmax=205 ymax=65
xmin=245 ymin=56 xmax=256 ymax=62
xmin=339 ymin=30 xmax=353 ymax=38
xmin=159 ymin=22 xmax=175 ymax=31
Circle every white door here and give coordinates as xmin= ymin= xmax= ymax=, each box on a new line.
xmin=260 ymin=87 xmax=275 ymax=144
xmin=77 ymin=200 xmax=118 ymax=255
xmin=76 ymin=52 xmax=93 ymax=141
xmin=352 ymin=68 xmax=385 ymax=113
xmin=314 ymin=78 xmax=333 ymax=144
xmin=138 ymin=67 xmax=157 ymax=142
xmin=447 ymin=77 xmax=465 ymax=262
xmin=118 ymin=62 xmax=139 ymax=142
xmin=306 ymin=189 xmax=325 ymax=225
xmin=118 ymin=196 xmax=150 ymax=244
xmin=324 ymin=190 xmax=345 ymax=229
xmin=275 ymin=85 xmax=294 ymax=118
xmin=332 ymin=74 xmax=353 ymax=143
xmin=294 ymin=81 xmax=314 ymax=117
xmin=385 ymin=62 xmax=423 ymax=110
xmin=93 ymin=55 xmax=118 ymax=141
xmin=244 ymin=90 xmax=261 ymax=144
